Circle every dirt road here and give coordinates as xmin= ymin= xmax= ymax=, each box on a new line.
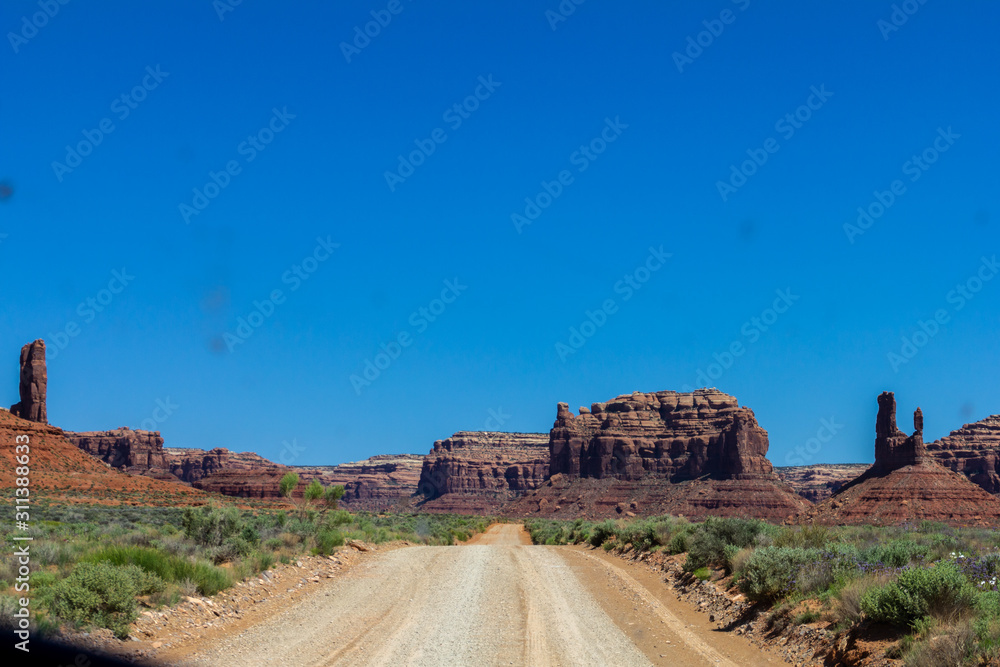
xmin=179 ymin=525 xmax=771 ymax=666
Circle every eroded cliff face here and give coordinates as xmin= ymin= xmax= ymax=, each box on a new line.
xmin=10 ymin=340 xmax=47 ymax=424
xmin=67 ymin=428 xmax=167 ymax=471
xmin=796 ymin=393 xmax=1000 ymax=527
xmin=927 ymin=415 xmax=1000 ymax=493
xmin=293 ymin=455 xmax=425 ymax=509
xmin=548 ymin=389 xmax=775 ymax=481
xmin=418 ymin=432 xmax=549 ymax=501
xmin=164 ymin=448 xmax=280 ymax=484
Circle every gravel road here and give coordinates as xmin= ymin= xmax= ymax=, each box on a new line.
xmin=180 ymin=525 xmax=751 ymax=666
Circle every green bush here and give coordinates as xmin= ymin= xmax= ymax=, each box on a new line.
xmin=685 ymin=517 xmax=767 ymax=571
xmin=669 ymin=530 xmax=690 ymax=555
xmin=589 ymin=520 xmax=616 ymax=548
xmin=315 ymin=529 xmax=345 ymax=556
xmin=181 ymin=504 xmax=244 ymax=547
xmin=861 ymin=562 xmax=978 ymax=628
xmin=693 ymin=567 xmax=711 ymax=581
xmin=47 ymin=563 xmax=163 ymax=639
xmin=83 ymin=545 xmax=231 ymax=596
xmin=861 ymin=540 xmax=929 ymax=568
xmin=738 ymin=547 xmax=820 ymax=603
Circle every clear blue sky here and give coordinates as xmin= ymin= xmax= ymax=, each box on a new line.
xmin=2 ymin=1 xmax=997 ymax=467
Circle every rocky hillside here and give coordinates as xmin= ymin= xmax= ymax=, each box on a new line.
xmin=293 ymin=454 xmax=425 ymax=509
xmin=0 ymin=409 xmax=207 ymax=505
xmin=927 ymin=414 xmax=1000 ymax=493
xmin=509 ymin=390 xmax=808 ymax=521
xmin=776 ymin=464 xmax=870 ymax=502
xmin=796 ymin=392 xmax=1000 ymax=526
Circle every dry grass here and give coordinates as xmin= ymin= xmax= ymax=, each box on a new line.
xmin=833 ymin=574 xmax=891 ymax=626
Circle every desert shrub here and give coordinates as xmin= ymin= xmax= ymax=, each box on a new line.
xmin=669 ymin=529 xmax=691 ymax=555
xmin=774 ymin=524 xmax=831 ymax=550
xmin=738 ymin=547 xmax=820 ymax=603
xmin=181 ymin=504 xmax=244 ymax=548
xmin=589 ymin=520 xmax=616 ymax=548
xmin=861 ymin=540 xmax=929 ymax=568
xmin=861 ymin=561 xmax=977 ymax=628
xmin=692 ymin=567 xmax=711 ymax=581
xmin=83 ymin=545 xmax=231 ymax=596
xmin=314 ymin=529 xmax=345 ymax=556
xmin=327 ymin=510 xmax=353 ymax=527
xmin=263 ymin=537 xmax=284 ymax=551
xmin=46 ymin=563 xmax=163 ymax=639
xmin=685 ymin=517 xmax=767 ymax=571
xmin=903 ymin=619 xmax=977 ymax=667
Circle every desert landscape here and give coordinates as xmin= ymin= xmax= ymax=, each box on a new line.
xmin=5 ymin=3 xmax=997 ymax=666
xmin=5 ymin=339 xmax=1000 ymax=666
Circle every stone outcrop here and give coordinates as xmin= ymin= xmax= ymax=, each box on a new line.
xmin=506 ymin=389 xmax=809 ymax=521
xmin=293 ymin=454 xmax=425 ymax=509
xmin=776 ymin=464 xmax=870 ymax=502
xmin=873 ymin=392 xmax=928 ymax=471
xmin=796 ymin=393 xmax=1000 ymax=526
xmin=420 ymin=432 xmax=549 ymax=497
xmin=549 ymin=389 xmax=776 ymax=481
xmin=67 ymin=428 xmax=167 ymax=471
xmin=0 ymin=406 xmax=207 ymax=504
xmin=927 ymin=414 xmax=1000 ymax=493
xmin=10 ymin=340 xmax=47 ymax=423
xmin=164 ymin=448 xmax=281 ymax=484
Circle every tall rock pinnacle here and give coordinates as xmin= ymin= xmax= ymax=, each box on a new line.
xmin=10 ymin=339 xmax=47 ymax=424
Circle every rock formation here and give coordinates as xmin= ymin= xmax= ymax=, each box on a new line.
xmin=795 ymin=393 xmax=1000 ymax=526
xmin=549 ymin=389 xmax=777 ymax=481
xmin=10 ymin=340 xmax=47 ymax=423
xmin=293 ymin=454 xmax=425 ymax=509
xmin=507 ymin=389 xmax=809 ymax=521
xmin=0 ymin=406 xmax=206 ymax=505
xmin=418 ymin=432 xmax=549 ymax=513
xmin=164 ymin=447 xmax=281 ymax=484
xmin=927 ymin=414 xmax=1000 ymax=493
xmin=67 ymin=428 xmax=167 ymax=471
xmin=776 ymin=464 xmax=870 ymax=502
xmin=873 ymin=392 xmax=928 ymax=471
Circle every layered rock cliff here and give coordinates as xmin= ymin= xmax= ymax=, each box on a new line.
xmin=164 ymin=447 xmax=281 ymax=484
xmin=796 ymin=392 xmax=1000 ymax=526
xmin=293 ymin=454 xmax=425 ymax=509
xmin=10 ymin=340 xmax=47 ymax=423
xmin=927 ymin=414 xmax=1000 ymax=493
xmin=67 ymin=428 xmax=168 ymax=471
xmin=549 ymin=389 xmax=775 ymax=481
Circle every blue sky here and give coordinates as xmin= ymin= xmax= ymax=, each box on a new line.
xmin=2 ymin=0 xmax=997 ymax=467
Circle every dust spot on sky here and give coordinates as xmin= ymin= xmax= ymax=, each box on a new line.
xmin=960 ymin=401 xmax=976 ymax=421
xmin=738 ymin=219 xmax=756 ymax=242
xmin=208 ymin=335 xmax=228 ymax=355
xmin=201 ymin=286 xmax=231 ymax=314
xmin=0 ymin=181 xmax=13 ymax=201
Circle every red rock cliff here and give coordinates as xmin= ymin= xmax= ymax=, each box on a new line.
xmin=927 ymin=414 xmax=1000 ymax=493
xmin=549 ymin=389 xmax=775 ymax=481
xmin=419 ymin=432 xmax=549 ymax=500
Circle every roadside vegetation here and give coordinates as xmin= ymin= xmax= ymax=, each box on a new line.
xmin=0 ymin=499 xmax=490 ymax=640
xmin=526 ymin=516 xmax=1000 ymax=665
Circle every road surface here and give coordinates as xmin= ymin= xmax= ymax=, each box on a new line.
xmin=180 ymin=524 xmax=768 ymax=666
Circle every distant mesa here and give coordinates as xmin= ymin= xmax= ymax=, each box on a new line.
xmin=506 ymin=389 xmax=809 ymax=522
xmin=417 ymin=431 xmax=549 ymax=514
xmin=10 ymin=339 xmax=47 ymax=424
xmin=795 ymin=392 xmax=1000 ymax=526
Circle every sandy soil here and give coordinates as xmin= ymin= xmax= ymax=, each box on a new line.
xmin=175 ymin=525 xmax=771 ymax=666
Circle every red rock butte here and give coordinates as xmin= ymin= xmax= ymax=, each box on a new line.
xmin=796 ymin=392 xmax=1000 ymax=527
xmin=508 ymin=389 xmax=809 ymax=521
